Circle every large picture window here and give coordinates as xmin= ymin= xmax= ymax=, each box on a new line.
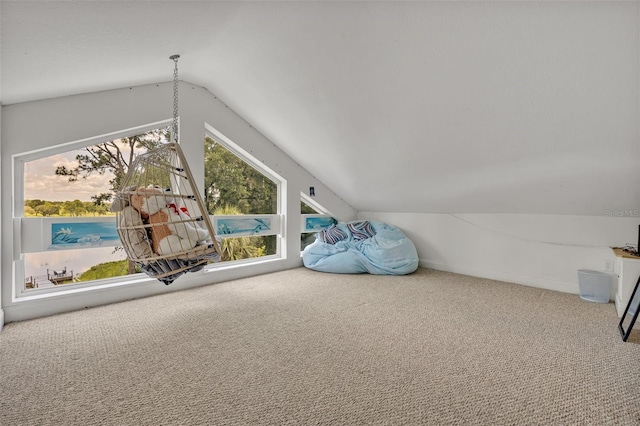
xmin=204 ymin=127 xmax=282 ymax=264
xmin=17 ymin=125 xmax=170 ymax=293
xmin=14 ymin=122 xmax=287 ymax=297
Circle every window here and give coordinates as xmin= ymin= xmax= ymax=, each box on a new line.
xmin=17 ymin=124 xmax=170 ymax=293
xmin=301 ymin=200 xmax=320 ymax=250
xmin=300 ymin=193 xmax=337 ymax=251
xmin=204 ymin=126 xmax=283 ymax=264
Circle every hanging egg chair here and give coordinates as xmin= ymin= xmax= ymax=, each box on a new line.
xmin=112 ymin=55 xmax=221 ymax=284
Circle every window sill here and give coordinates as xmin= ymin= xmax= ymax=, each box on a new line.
xmin=14 ymin=255 xmax=285 ymax=304
xmin=14 ymin=274 xmax=154 ymax=303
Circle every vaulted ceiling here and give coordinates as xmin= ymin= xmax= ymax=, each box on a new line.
xmin=2 ymin=1 xmax=638 ymax=215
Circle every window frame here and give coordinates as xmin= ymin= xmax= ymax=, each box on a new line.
xmin=300 ymin=192 xmax=337 ymax=253
xmin=203 ymin=123 xmax=286 ymax=270
xmin=12 ymin=121 xmax=175 ymax=300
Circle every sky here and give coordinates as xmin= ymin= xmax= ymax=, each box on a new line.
xmin=23 ymin=149 xmax=122 ymax=278
xmin=21 ymin=137 xmax=163 ymax=283
xmin=24 ymin=150 xmax=114 ymax=202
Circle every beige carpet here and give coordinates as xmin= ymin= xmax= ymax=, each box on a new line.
xmin=1 ymin=267 xmax=639 ymax=425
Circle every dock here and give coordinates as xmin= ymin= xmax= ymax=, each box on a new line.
xmin=25 ymin=267 xmax=75 ymax=289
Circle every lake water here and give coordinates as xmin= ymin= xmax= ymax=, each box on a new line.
xmin=24 ymin=246 xmax=128 ymax=279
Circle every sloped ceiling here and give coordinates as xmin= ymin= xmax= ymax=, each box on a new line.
xmin=2 ymin=1 xmax=638 ymax=215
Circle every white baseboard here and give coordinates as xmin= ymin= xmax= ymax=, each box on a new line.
xmin=420 ymin=259 xmax=578 ymax=295
xmin=0 ymin=308 xmax=4 ymax=332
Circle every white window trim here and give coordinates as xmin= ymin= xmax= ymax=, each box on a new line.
xmin=12 ymin=121 xmax=174 ymax=301
xmin=204 ymin=123 xmax=286 ymax=265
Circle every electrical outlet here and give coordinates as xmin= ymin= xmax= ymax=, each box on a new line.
xmin=603 ymin=260 xmax=613 ymax=272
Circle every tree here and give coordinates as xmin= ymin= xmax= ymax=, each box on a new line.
xmin=57 ymin=200 xmax=83 ymax=216
xmin=301 ymin=200 xmax=317 ymax=214
xmin=25 ymin=199 xmax=45 ymax=210
xmin=24 ymin=205 xmax=37 ymax=216
xmin=55 ymin=129 xmax=169 ymax=205
xmin=34 ymin=202 xmax=59 ymax=216
xmin=204 ymin=136 xmax=276 ymax=215
xmin=83 ymin=201 xmax=108 ymax=216
xmin=204 ymin=136 xmax=278 ymax=255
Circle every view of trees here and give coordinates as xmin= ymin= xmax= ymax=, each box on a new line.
xmin=55 ymin=128 xmax=169 ymax=205
xmin=204 ymin=135 xmax=278 ymax=256
xmin=24 ymin=199 xmax=111 ymax=217
xmin=204 ymin=135 xmax=277 ymax=216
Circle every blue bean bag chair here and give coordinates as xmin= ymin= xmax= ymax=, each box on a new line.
xmin=302 ymin=220 xmax=418 ymax=275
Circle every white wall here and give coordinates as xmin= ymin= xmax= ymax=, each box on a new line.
xmin=356 ymin=3 xmax=640 ymax=301
xmin=360 ymin=212 xmax=637 ymax=295
xmin=0 ymin=103 xmax=3 ymax=331
xmin=0 ymin=82 xmax=356 ymax=323
xmin=200 ymin=1 xmax=640 ymax=217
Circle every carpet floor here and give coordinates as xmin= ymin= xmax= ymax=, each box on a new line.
xmin=1 ymin=267 xmax=639 ymax=425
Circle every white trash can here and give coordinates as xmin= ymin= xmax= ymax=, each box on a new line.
xmin=577 ymin=269 xmax=612 ymax=303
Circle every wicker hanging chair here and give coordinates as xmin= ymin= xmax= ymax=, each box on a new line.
xmin=113 ymin=142 xmax=221 ymax=284
xmin=111 ymin=55 xmax=221 ymax=284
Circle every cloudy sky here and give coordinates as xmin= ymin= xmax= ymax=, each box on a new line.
xmin=24 ymin=149 xmax=117 ymax=202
